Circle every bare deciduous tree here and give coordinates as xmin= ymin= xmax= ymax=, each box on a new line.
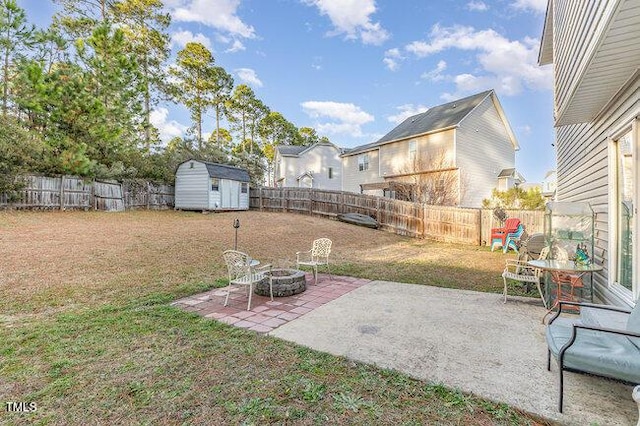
xmin=389 ymin=149 xmax=467 ymax=206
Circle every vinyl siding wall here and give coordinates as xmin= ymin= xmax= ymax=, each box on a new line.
xmin=456 ymin=97 xmax=516 ymax=207
xmin=275 ymin=155 xmax=295 ymax=187
xmin=275 ymin=145 xmax=342 ymax=190
xmin=299 ymin=145 xmax=342 ymax=190
xmin=555 ymin=76 xmax=640 ymax=306
xmin=552 ymin=0 xmax=612 ymax=120
xmin=378 ymin=129 xmax=455 ymax=176
xmin=342 ymin=149 xmax=383 ymax=195
xmin=175 ymin=161 xmax=209 ymax=209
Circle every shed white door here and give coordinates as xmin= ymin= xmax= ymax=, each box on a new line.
xmin=220 ymin=179 xmax=240 ymax=209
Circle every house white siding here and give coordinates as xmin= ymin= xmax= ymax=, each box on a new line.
xmin=274 ymin=143 xmax=342 ymax=190
xmin=175 ymin=161 xmax=209 ymax=209
xmin=342 ymin=149 xmax=383 ymax=195
xmin=456 ymin=97 xmax=516 ymax=207
xmin=555 ymin=76 xmax=640 ymax=306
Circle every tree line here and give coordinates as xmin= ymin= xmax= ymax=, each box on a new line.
xmin=0 ymin=0 xmax=329 ymax=195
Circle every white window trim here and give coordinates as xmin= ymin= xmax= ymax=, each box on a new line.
xmin=607 ymin=117 xmax=638 ymax=304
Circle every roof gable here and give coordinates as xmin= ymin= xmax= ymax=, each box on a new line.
xmin=276 ymin=141 xmax=341 ymax=158
xmin=343 ymin=90 xmax=509 ymax=156
xmin=377 ymin=90 xmax=493 ymax=145
xmin=276 ymin=145 xmax=307 ymax=157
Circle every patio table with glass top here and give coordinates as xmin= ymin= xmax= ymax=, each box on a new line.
xmin=527 ymin=259 xmax=602 ymax=318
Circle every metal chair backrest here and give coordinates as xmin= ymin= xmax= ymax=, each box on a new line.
xmin=223 ymin=250 xmax=250 ymax=279
xmin=311 ymin=238 xmax=332 ymax=261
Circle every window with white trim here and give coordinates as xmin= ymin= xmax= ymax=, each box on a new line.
xmin=211 ymin=178 xmax=219 ymax=191
xmin=358 ymin=154 xmax=369 ymax=172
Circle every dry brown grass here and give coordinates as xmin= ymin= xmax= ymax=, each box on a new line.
xmin=0 ymin=209 xmax=508 ymax=316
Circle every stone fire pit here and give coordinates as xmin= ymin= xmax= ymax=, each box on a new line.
xmin=255 ymin=268 xmax=306 ymax=297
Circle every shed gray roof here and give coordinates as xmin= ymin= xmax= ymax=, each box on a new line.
xmin=180 ymin=160 xmax=250 ymax=182
xmin=204 ymin=162 xmax=250 ymax=182
xmin=343 ymin=90 xmax=494 ymax=156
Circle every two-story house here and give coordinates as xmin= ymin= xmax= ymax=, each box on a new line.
xmin=341 ymin=90 xmax=519 ymax=207
xmin=273 ymin=141 xmax=342 ymax=190
xmin=539 ymin=0 xmax=640 ymax=306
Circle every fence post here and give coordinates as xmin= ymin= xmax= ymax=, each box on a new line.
xmin=309 ymin=189 xmax=313 ymax=215
xmin=477 ymin=208 xmax=482 ymax=246
xmin=146 ymin=181 xmax=151 ymax=210
xmin=422 ymin=205 xmax=427 ymax=238
xmin=59 ymin=175 xmax=65 ymax=211
xmin=91 ymin=180 xmax=96 ymax=210
xmin=259 ymin=187 xmax=263 ymax=211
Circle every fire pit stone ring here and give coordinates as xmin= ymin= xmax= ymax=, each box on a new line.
xmin=255 ymin=268 xmax=307 ymax=297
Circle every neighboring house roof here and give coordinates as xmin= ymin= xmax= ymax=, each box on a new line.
xmin=276 ymin=145 xmax=307 ymax=157
xmin=179 ymin=160 xmax=250 ymax=182
xmin=343 ymin=90 xmax=518 ymax=156
xmin=276 ymin=142 xmax=341 ymax=158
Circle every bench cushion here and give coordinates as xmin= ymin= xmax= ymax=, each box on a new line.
xmin=547 ymin=317 xmax=640 ymax=383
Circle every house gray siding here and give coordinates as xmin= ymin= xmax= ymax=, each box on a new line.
xmin=175 ymin=161 xmax=209 ymax=210
xmin=555 ymin=76 xmax=640 ymax=306
xmin=456 ymin=97 xmax=516 ymax=207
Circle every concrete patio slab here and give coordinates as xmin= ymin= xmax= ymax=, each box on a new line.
xmin=269 ymin=280 xmax=637 ymax=426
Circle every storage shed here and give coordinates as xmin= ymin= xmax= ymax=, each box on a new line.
xmin=175 ymin=160 xmax=250 ymax=211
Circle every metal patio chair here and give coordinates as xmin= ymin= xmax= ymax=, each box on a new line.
xmin=222 ymin=250 xmax=272 ymax=310
xmin=296 ymin=238 xmax=333 ymax=285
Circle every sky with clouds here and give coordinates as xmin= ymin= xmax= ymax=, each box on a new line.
xmin=22 ymin=0 xmax=554 ymax=183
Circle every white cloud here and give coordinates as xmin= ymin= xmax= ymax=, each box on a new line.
xmin=170 ymin=0 xmax=255 ymax=39
xmin=225 ymin=39 xmax=246 ymax=52
xmin=235 ymin=68 xmax=263 ymax=87
xmin=304 ymin=0 xmax=389 ymax=45
xmin=511 ymin=0 xmax=547 ymax=13
xmin=467 ymin=1 xmax=488 ymax=11
xmin=171 ymin=30 xmax=213 ymax=50
xmin=421 ymin=60 xmax=447 ymax=82
xmin=150 ymin=108 xmax=188 ymax=143
xmin=383 ymin=48 xmax=403 ymax=71
xmin=404 ymin=24 xmax=552 ymax=97
xmin=387 ymin=104 xmax=429 ymax=125
xmin=301 ymin=101 xmax=374 ymax=137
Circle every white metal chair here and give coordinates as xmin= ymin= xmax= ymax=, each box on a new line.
xmin=296 ymin=238 xmax=333 ymax=285
xmin=502 ymin=246 xmax=549 ymax=308
xmin=222 ymin=250 xmax=273 ymax=310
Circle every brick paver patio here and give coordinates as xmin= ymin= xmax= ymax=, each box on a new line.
xmin=172 ymin=273 xmax=371 ymax=333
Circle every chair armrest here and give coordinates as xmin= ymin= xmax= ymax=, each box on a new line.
xmin=559 ymin=301 xmax=632 ymax=314
xmin=548 ymin=301 xmax=631 ymax=325
xmin=559 ymin=323 xmax=640 ymax=358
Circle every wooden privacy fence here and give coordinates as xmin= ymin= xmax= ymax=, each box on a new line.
xmin=250 ymin=187 xmax=544 ymax=245
xmin=0 ymin=175 xmax=175 ymax=211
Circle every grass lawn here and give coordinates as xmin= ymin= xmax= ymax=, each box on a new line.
xmin=0 ymin=210 xmax=553 ymax=425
